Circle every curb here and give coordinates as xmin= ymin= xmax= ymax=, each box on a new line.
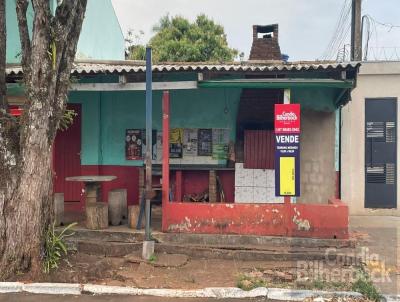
xmin=22 ymin=283 xmax=81 ymax=295
xmin=0 ymin=282 xmax=23 ymax=293
xmin=0 ymin=282 xmax=397 ymax=300
xmin=384 ymin=296 xmax=400 ymax=302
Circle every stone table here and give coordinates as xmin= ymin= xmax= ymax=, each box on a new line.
xmin=66 ymin=175 xmax=117 ymax=204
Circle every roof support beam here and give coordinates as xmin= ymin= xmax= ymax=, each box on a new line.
xmin=70 ymin=81 xmax=198 ymax=91
xmin=198 ymin=79 xmax=354 ymax=89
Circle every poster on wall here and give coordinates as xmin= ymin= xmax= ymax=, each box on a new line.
xmin=141 ymin=129 xmax=158 ymax=160
xmin=212 ymin=128 xmax=230 ymax=160
xmin=183 ymin=128 xmax=198 ymax=156
xmin=125 ymin=129 xmax=143 ymax=160
xmin=274 ymin=104 xmax=301 ymax=197
xmin=198 ymin=129 xmax=213 ymax=156
xmin=170 ymin=128 xmax=183 ymax=158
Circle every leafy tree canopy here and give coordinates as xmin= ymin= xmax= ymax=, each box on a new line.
xmin=127 ymin=14 xmax=238 ymax=62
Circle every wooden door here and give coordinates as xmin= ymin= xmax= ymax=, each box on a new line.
xmin=54 ymin=104 xmax=83 ymax=202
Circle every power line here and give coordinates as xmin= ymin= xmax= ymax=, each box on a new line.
xmin=321 ymin=0 xmax=352 ymax=60
xmin=322 ymin=0 xmax=351 ymax=60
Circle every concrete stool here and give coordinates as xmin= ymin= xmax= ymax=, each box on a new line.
xmin=86 ymin=202 xmax=108 ymax=230
xmin=54 ymin=193 xmax=64 ymax=226
xmin=112 ymin=188 xmax=128 ymax=219
xmin=108 ymin=190 xmax=124 ymax=226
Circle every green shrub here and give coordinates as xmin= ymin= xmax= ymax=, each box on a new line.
xmin=351 ymin=268 xmax=382 ymax=302
xmin=148 ymin=253 xmax=157 ymax=263
xmin=43 ymin=222 xmax=77 ymax=273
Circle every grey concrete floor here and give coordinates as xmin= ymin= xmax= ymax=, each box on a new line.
xmin=349 ymin=215 xmax=400 ymax=295
xmin=0 ymin=294 xmax=269 ymax=302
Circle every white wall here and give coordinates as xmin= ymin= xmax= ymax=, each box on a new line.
xmin=342 ymin=61 xmax=400 ymax=216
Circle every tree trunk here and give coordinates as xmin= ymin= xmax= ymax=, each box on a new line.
xmin=0 ymin=0 xmax=6 ymax=110
xmin=0 ymin=0 xmax=87 ymax=279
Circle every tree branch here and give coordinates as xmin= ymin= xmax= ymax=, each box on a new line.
xmin=48 ymin=0 xmax=87 ymax=140
xmin=15 ymin=0 xmax=31 ymax=77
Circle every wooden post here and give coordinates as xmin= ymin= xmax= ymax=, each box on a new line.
xmin=209 ymin=170 xmax=217 ymax=202
xmin=162 ymin=91 xmax=170 ymax=231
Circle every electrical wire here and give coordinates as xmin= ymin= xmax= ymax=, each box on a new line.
xmin=321 ymin=0 xmax=351 ymax=60
xmin=321 ymin=0 xmax=352 ymax=61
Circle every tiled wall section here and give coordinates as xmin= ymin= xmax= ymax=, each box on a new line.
xmin=234 ymin=163 xmax=283 ymax=203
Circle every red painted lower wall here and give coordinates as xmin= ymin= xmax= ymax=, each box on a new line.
xmin=162 ymin=198 xmax=349 ymax=239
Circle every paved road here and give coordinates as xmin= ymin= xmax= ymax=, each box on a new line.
xmin=0 ymin=293 xmax=271 ymax=302
xmin=350 ymin=215 xmax=400 ymax=295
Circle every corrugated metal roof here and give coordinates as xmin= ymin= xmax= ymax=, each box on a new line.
xmin=6 ymin=60 xmax=360 ymax=76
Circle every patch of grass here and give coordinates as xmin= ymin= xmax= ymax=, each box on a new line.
xmin=236 ymin=273 xmax=267 ymax=291
xmin=351 ymin=268 xmax=381 ymax=302
xmin=43 ymin=222 xmax=77 ymax=274
xmin=148 ymin=253 xmax=157 ymax=263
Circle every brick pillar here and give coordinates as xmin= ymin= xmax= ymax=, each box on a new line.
xmin=209 ymin=170 xmax=217 ymax=202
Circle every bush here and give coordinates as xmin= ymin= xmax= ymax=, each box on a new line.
xmin=43 ymin=222 xmax=77 ymax=273
xmin=351 ymin=268 xmax=382 ymax=302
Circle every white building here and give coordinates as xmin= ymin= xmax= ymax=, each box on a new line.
xmin=342 ymin=61 xmax=400 ymax=216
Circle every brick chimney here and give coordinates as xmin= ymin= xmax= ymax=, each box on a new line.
xmin=249 ymin=24 xmax=282 ymax=61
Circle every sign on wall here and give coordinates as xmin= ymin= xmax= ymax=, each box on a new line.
xmin=126 ymin=129 xmax=143 ymax=160
xmin=212 ymin=128 xmax=230 ymax=160
xmin=126 ymin=129 xmax=158 ymax=160
xmin=198 ymin=129 xmax=213 ymax=156
xmin=183 ymin=128 xmax=198 ymax=157
xmin=170 ymin=128 xmax=184 ymax=158
xmin=274 ymin=104 xmax=301 ymax=196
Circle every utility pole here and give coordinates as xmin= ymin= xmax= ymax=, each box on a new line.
xmin=142 ymin=46 xmax=155 ymax=260
xmin=350 ymin=0 xmax=362 ymax=61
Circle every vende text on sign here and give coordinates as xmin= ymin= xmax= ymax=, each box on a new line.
xmin=274 ymin=104 xmax=301 ymax=197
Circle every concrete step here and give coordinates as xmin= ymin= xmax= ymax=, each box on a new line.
xmin=63 ymin=227 xmax=145 ymax=243
xmin=153 ymin=232 xmax=356 ymax=249
xmin=155 ymin=243 xmax=358 ymax=262
xmin=67 ymin=238 xmax=359 ymax=263
xmin=63 ymin=227 xmax=355 ymax=250
xmin=67 ymin=239 xmax=142 ymax=257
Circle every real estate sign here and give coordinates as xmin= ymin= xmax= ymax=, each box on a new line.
xmin=274 ymin=104 xmax=301 ymax=196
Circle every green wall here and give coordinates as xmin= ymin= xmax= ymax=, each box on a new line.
xmin=6 ymin=0 xmax=124 ymax=63
xmin=68 ymin=88 xmax=242 ymax=166
xmin=6 ymin=0 xmax=33 ymax=64
xmin=74 ymin=0 xmax=125 ymax=60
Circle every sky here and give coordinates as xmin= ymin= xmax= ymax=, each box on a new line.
xmin=111 ymin=0 xmax=400 ymax=62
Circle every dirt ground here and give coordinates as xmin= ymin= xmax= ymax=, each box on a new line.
xmin=10 ymin=250 xmax=357 ymax=291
